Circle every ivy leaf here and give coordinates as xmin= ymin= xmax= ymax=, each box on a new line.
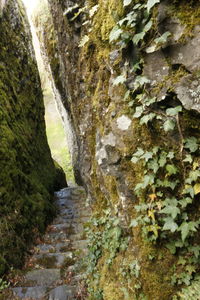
xmin=135 ymin=174 xmax=155 ymax=191
xmin=133 ymin=3 xmax=142 ymax=10
xmin=153 ymin=146 xmax=159 ymax=154
xmin=79 ymin=35 xmax=89 ymax=47
xmin=142 ymin=151 xmax=153 ymax=162
xmin=133 ymin=106 xmax=143 ymax=118
xmin=143 ymin=20 xmax=153 ymax=33
xmin=163 ymin=197 xmax=178 ymax=207
xmin=145 ymin=44 xmax=157 ymax=54
xmin=128 ymin=100 xmax=134 ymax=107
xmin=146 ymin=0 xmax=160 ymax=12
xmin=135 ymin=76 xmax=150 ymax=87
xmin=167 ymin=152 xmax=174 ymax=159
xmin=154 ymin=31 xmax=171 ymax=45
xmin=163 ymin=119 xmax=175 ymax=132
xmin=135 ymin=204 xmax=149 ymax=212
xmin=133 ymin=148 xmax=145 ymax=156
xmin=183 ymin=154 xmax=193 ymax=164
xmin=179 ymin=221 xmax=198 ymax=242
xmin=133 ymin=32 xmax=146 ymax=45
xmin=109 ymin=26 xmax=123 ymax=42
xmin=118 ymin=12 xmax=137 ymax=27
xmin=162 ymin=217 xmax=178 ymax=233
xmin=113 ymin=74 xmax=126 ymax=86
xmin=166 ymin=106 xmax=182 ymax=116
xmin=129 ymin=219 xmax=138 ymax=227
xmin=179 ymin=197 xmax=193 ymax=208
xmin=186 ymin=170 xmax=200 ymax=184
xmin=144 ymin=97 xmax=156 ymax=106
xmin=184 ymin=137 xmax=198 ymax=153
xmin=131 ymin=156 xmax=139 ymax=163
xmin=156 ymin=179 xmax=178 ymax=190
xmin=124 ymin=90 xmax=130 ymax=100
xmin=143 ymin=174 xmax=155 ymax=187
xmin=131 ymin=148 xmax=145 ymax=163
xmin=123 ymin=0 xmax=132 ymax=6
xmin=158 ymin=152 xmax=167 ymax=167
xmin=194 ymin=183 xmax=200 ymax=195
xmin=148 ymin=158 xmax=159 ymax=173
xmin=182 ymin=185 xmax=194 ymax=198
xmin=166 ymin=164 xmax=178 ymax=175
xmin=190 ymin=246 xmax=200 ymax=258
xmin=140 ymin=113 xmax=156 ymax=125
xmin=160 ymin=206 xmax=180 ymax=219
xmin=166 ymin=242 xmax=176 ymax=254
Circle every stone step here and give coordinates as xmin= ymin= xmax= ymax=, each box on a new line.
xmin=71 ymin=240 xmax=88 ymax=250
xmin=52 ymin=216 xmax=72 ymax=225
xmin=48 ymin=285 xmax=76 ymax=300
xmin=34 ymin=242 xmax=71 ymax=254
xmin=47 ymin=223 xmax=72 ymax=234
xmin=12 ymin=286 xmax=47 ymax=299
xmin=25 ymin=269 xmax=60 ymax=286
xmin=7 ymin=186 xmax=88 ymax=300
xmin=32 ymin=252 xmax=73 ymax=269
xmin=55 ymin=187 xmax=85 ymax=199
xmin=43 ymin=232 xmax=73 ymax=244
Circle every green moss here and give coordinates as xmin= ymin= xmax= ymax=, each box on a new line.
xmin=36 ymin=255 xmax=57 ymax=268
xmin=90 ymin=0 xmax=124 ymax=43
xmin=0 ymin=0 xmax=65 ymax=275
xmin=170 ymin=1 xmax=200 ymax=39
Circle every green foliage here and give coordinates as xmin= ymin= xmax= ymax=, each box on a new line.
xmin=86 ymin=209 xmax=129 ymax=271
xmin=99 ymin=0 xmax=200 ymax=296
xmin=109 ymin=26 xmax=123 ymax=42
xmin=184 ymin=137 xmax=198 ymax=153
xmin=123 ymin=0 xmax=132 ymax=7
xmin=146 ymin=0 xmax=160 ymax=12
xmin=0 ymin=0 xmax=62 ymax=275
xmin=130 ymin=142 xmax=200 ymax=250
xmin=177 ymin=275 xmax=200 ymax=299
xmin=0 ymin=278 xmax=10 ymax=291
xmin=85 ymin=209 xmax=129 ymax=296
xmin=163 ymin=119 xmax=175 ymax=132
xmin=113 ymin=74 xmax=126 ymax=86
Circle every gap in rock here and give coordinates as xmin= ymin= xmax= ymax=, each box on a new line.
xmin=22 ymin=0 xmax=75 ymax=184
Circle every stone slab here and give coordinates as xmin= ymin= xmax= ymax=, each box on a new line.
xmin=48 ymin=285 xmax=76 ymax=300
xmin=25 ymin=269 xmax=60 ymax=286
xmin=12 ymin=286 xmax=47 ymax=299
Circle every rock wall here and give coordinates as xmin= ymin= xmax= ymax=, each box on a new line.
xmin=0 ymin=0 xmax=66 ymax=275
xmin=45 ymin=0 xmax=200 ymax=299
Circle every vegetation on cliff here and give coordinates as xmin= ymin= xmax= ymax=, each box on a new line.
xmin=28 ymin=0 xmax=200 ymax=298
xmin=0 ymin=0 xmax=66 ymax=276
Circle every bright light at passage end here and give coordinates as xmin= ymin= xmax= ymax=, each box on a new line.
xmin=22 ymin=0 xmax=40 ymax=12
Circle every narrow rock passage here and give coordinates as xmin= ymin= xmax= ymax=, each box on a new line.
xmin=8 ymin=187 xmax=90 ymax=300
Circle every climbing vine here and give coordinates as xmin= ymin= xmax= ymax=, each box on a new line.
xmin=108 ymin=0 xmax=200 ymax=294
xmin=76 ymin=0 xmax=200 ymax=297
xmin=85 ymin=208 xmax=130 ymax=299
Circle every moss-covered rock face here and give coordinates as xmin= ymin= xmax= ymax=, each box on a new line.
xmin=0 ymin=0 xmax=66 ymax=275
xmin=45 ymin=0 xmax=200 ymax=298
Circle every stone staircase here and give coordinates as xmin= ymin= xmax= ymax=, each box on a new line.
xmin=6 ymin=187 xmax=90 ymax=300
